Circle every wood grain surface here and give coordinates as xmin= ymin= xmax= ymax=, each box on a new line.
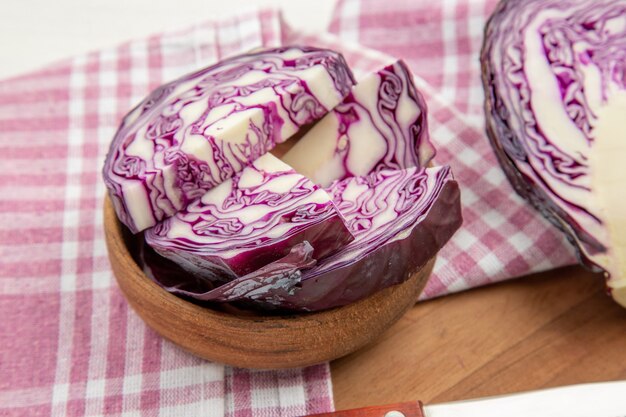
xmin=331 ymin=266 xmax=626 ymax=410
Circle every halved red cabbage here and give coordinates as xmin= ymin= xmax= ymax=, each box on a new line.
xmin=144 ymin=153 xmax=353 ymax=281
xmin=482 ymin=0 xmax=626 ymax=305
xmin=283 ymin=60 xmax=435 ymax=186
xmin=103 ymin=46 xmax=355 ymax=233
xmin=144 ymin=166 xmax=461 ymax=311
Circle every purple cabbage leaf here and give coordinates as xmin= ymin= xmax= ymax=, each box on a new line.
xmin=145 ymin=241 xmax=316 ymax=305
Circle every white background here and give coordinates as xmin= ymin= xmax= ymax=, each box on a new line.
xmin=0 ymin=0 xmax=337 ymax=80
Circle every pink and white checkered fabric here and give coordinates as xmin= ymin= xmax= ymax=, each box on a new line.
xmin=330 ymin=0 xmax=500 ymax=121
xmin=327 ymin=0 xmax=578 ymax=298
xmin=0 ymin=10 xmax=333 ymax=417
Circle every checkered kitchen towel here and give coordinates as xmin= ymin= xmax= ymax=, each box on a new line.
xmin=0 ymin=3 xmax=578 ymax=416
xmin=331 ymin=0 xmax=499 ymax=121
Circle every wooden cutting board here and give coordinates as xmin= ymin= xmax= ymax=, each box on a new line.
xmin=331 ymin=266 xmax=626 ymax=410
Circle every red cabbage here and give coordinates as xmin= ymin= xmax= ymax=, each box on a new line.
xmin=482 ymin=0 xmax=626 ymax=305
xmin=103 ymin=46 xmax=355 ymax=233
xmin=143 ymin=166 xmax=461 ymax=311
xmin=283 ymin=60 xmax=435 ymax=186
xmin=105 ymin=47 xmax=463 ymax=312
xmin=144 ymin=153 xmax=353 ymax=281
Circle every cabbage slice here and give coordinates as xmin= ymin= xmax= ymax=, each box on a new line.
xmin=144 ymin=153 xmax=354 ymax=281
xmin=144 ymin=166 xmax=462 ymax=311
xmin=279 ymin=165 xmax=461 ymax=311
xmin=103 ymin=46 xmax=355 ymax=233
xmin=482 ymin=0 xmax=626 ymax=305
xmin=283 ymin=60 xmax=435 ymax=187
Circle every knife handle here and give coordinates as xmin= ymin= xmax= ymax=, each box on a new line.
xmin=306 ymin=401 xmax=425 ymax=417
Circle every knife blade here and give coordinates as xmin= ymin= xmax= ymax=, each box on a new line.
xmin=307 ymin=380 xmax=626 ymax=417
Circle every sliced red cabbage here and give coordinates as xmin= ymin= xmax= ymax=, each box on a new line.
xmin=104 ymin=46 xmax=463 ymax=312
xmin=152 ymin=242 xmax=316 ymax=304
xmin=282 ymin=60 xmax=435 ymax=187
xmin=482 ymin=0 xmax=626 ymax=305
xmin=103 ymin=46 xmax=355 ymax=233
xmin=143 ymin=166 xmax=462 ymax=311
xmin=144 ymin=153 xmax=354 ymax=281
xmin=276 ymin=165 xmax=461 ymax=311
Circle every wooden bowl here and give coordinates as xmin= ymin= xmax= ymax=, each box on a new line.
xmin=103 ymin=195 xmax=434 ymax=369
